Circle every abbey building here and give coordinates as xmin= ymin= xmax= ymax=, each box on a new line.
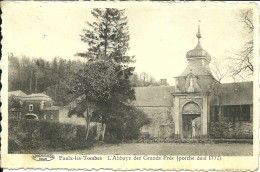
xmin=134 ymin=25 xmax=253 ymax=140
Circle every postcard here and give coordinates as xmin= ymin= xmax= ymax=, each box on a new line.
xmin=1 ymin=1 xmax=259 ymax=170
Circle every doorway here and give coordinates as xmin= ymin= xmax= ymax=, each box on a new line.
xmin=182 ymin=114 xmax=201 ymax=139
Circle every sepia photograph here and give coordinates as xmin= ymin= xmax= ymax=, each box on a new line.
xmin=1 ymin=1 xmax=259 ymax=170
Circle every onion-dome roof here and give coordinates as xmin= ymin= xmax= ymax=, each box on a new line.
xmin=186 ymin=23 xmax=211 ymax=62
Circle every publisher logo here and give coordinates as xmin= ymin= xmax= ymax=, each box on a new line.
xmin=32 ymin=154 xmax=55 ymax=161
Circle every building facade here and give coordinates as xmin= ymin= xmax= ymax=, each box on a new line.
xmin=135 ymin=26 xmax=253 ymax=140
xmin=8 ymin=92 xmax=100 ymax=126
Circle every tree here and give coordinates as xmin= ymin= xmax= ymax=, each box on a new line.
xmin=130 ymin=72 xmax=161 ymax=87
xmin=210 ymin=60 xmax=228 ymax=83
xmin=34 ymin=69 xmax=44 ymax=93
xmin=228 ymin=9 xmax=254 ymax=80
xmin=208 ymin=61 xmax=229 ymax=123
xmin=8 ymin=54 xmax=84 ymax=105
xmin=103 ymin=104 xmax=150 ymax=142
xmin=8 ymin=95 xmax=22 ymax=111
xmin=77 ymin=8 xmax=132 ymax=64
xmin=71 ymin=8 xmax=149 ymax=141
xmin=69 ymin=61 xmax=119 ymax=139
xmin=8 ymin=53 xmax=20 ymax=91
xmin=46 ymin=58 xmax=84 ymax=105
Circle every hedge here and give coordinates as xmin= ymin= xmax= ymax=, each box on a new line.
xmin=209 ymin=122 xmax=253 ymax=139
xmin=8 ymin=118 xmax=96 ymax=153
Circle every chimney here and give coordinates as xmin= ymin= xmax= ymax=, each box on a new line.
xmin=160 ymin=79 xmax=167 ymax=86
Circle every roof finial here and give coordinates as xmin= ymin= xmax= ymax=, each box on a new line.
xmin=196 ymin=20 xmax=201 ymax=39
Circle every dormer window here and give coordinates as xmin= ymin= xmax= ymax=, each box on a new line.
xmin=29 ymin=104 xmax=33 ymax=112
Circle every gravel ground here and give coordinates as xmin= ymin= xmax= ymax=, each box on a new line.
xmin=54 ymin=143 xmax=253 ymax=156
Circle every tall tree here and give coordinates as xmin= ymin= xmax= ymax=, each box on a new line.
xmin=77 ymin=8 xmax=132 ymax=64
xmin=71 ymin=8 xmax=149 ymax=141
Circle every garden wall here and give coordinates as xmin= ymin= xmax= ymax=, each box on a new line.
xmin=209 ymin=122 xmax=253 ymax=139
xmin=8 ymin=118 xmax=96 ymax=153
xmin=139 ymin=107 xmax=174 ymax=138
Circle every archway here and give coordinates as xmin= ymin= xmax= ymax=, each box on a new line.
xmin=182 ymin=102 xmax=201 ymax=139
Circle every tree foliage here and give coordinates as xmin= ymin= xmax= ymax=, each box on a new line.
xmin=77 ymin=8 xmax=133 ymax=64
xmin=104 ymin=104 xmax=151 ymax=143
xmin=71 ymin=62 xmax=118 ymax=102
xmin=8 ymin=95 xmax=23 ymax=111
xmin=71 ymin=8 xmax=149 ymax=141
xmin=130 ymin=72 xmax=163 ymax=87
xmin=8 ymin=54 xmax=83 ymax=106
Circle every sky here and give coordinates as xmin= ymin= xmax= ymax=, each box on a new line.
xmin=2 ymin=2 xmax=255 ymax=85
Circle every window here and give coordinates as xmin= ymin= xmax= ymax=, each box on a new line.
xmin=29 ymin=104 xmax=33 ymax=112
xmin=210 ymin=106 xmax=220 ymax=122
xmin=222 ymin=105 xmax=250 ymax=122
xmin=214 ymin=106 xmax=220 ymax=122
xmin=241 ymin=105 xmax=250 ymax=121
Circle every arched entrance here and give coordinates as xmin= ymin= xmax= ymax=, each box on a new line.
xmin=182 ymin=102 xmax=201 ymax=139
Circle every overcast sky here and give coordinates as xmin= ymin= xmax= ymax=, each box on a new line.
xmin=3 ymin=2 xmax=255 ymax=85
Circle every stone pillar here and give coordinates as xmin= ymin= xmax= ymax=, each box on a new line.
xmin=202 ymin=96 xmax=208 ymax=138
xmin=207 ymin=99 xmax=211 ymax=138
xmin=179 ymin=108 xmax=183 ymax=139
xmin=174 ymin=97 xmax=180 ymax=138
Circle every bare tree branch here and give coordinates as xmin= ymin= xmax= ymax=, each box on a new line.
xmin=227 ymin=9 xmax=254 ymax=80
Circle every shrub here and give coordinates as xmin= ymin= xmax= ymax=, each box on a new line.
xmin=209 ymin=122 xmax=253 ymax=139
xmin=8 ymin=118 xmax=96 ymax=153
xmin=104 ymin=106 xmax=151 ymax=143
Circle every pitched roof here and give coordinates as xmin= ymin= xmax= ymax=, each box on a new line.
xmin=177 ymin=60 xmax=213 ymax=77
xmin=20 ymin=93 xmax=52 ymax=101
xmin=134 ymin=82 xmax=253 ymax=107
xmin=134 ymin=86 xmax=175 ymax=107
xmin=211 ymin=82 xmax=253 ymax=106
xmin=8 ymin=90 xmax=27 ymax=97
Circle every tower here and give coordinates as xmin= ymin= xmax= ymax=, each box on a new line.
xmin=172 ymin=22 xmax=215 ymax=139
xmin=175 ymin=22 xmax=216 ymax=93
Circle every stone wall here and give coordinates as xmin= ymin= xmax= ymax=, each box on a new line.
xmin=139 ymin=106 xmax=174 ymax=138
xmin=175 ymin=74 xmax=215 ymax=94
xmin=138 ymin=106 xmax=253 ymax=139
xmin=209 ymin=122 xmax=253 ymax=139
